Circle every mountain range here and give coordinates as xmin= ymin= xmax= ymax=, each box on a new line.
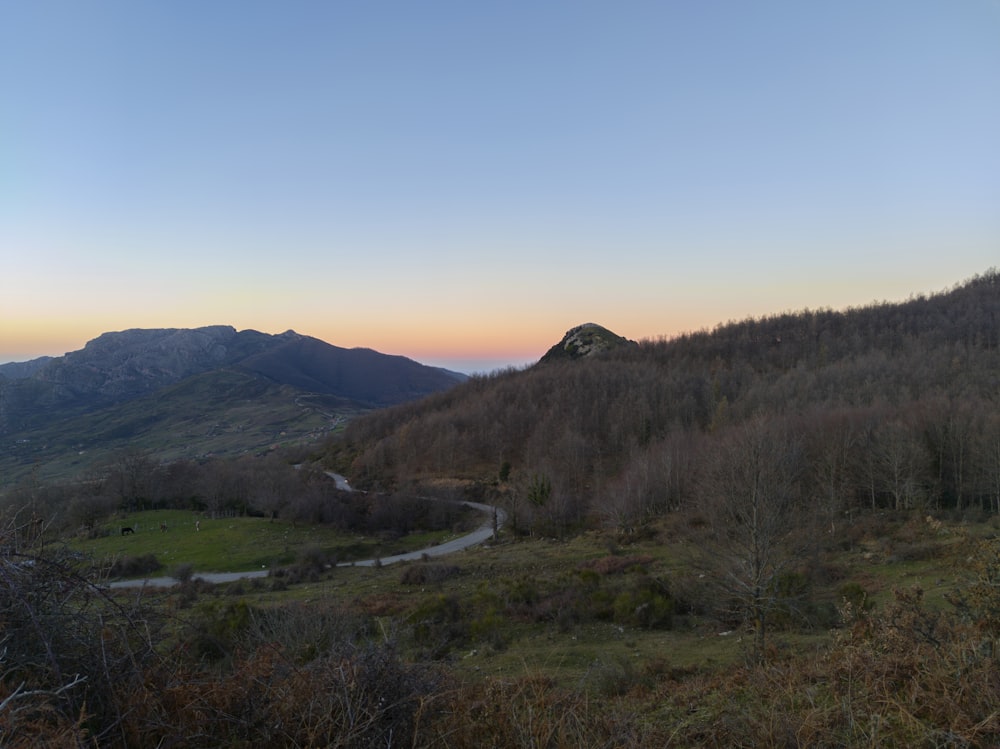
xmin=0 ymin=326 xmax=466 ymax=485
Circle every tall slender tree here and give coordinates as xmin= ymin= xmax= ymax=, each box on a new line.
xmin=696 ymin=417 xmax=803 ymax=663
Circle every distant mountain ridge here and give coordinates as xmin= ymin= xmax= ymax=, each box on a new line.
xmin=0 ymin=327 xmax=466 ymax=483
xmin=0 ymin=356 xmax=53 ymax=379
xmin=0 ymin=326 xmax=464 ymax=412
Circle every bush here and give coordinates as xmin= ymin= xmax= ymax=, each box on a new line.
xmin=584 ymin=655 xmax=640 ymax=697
xmin=837 ymin=581 xmax=873 ymax=616
xmin=121 ymin=641 xmax=443 ymax=748
xmin=469 ymin=607 xmax=508 ymax=650
xmin=887 ymin=540 xmax=939 ymax=562
xmin=296 ymin=544 xmax=332 ymax=574
xmin=611 ymin=576 xmax=673 ymax=629
xmin=768 ymin=570 xmax=811 ymax=629
xmin=108 ymin=553 xmax=162 ymax=578
xmin=0 ymin=517 xmax=160 ymax=746
xmin=172 ymin=562 xmax=194 ymax=583
xmin=186 ymin=600 xmax=254 ymax=662
xmin=408 ymin=595 xmax=467 ymax=658
xmin=240 ymin=601 xmax=369 ymax=664
xmin=399 ymin=562 xmax=461 ymax=586
xmin=580 ymin=554 xmax=655 ymax=576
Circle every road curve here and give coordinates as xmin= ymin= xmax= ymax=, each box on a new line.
xmin=108 ymin=477 xmax=505 ymax=589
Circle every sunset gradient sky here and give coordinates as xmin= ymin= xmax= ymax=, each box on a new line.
xmin=2 ymin=1 xmax=998 ymax=373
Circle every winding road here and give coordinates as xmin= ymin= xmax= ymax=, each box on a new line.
xmin=108 ymin=475 xmax=505 ymax=589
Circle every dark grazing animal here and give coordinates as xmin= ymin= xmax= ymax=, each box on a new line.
xmin=121 ymin=527 xmax=134 ymax=536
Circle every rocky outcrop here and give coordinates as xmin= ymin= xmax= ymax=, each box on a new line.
xmin=38 ymin=326 xmax=243 ymax=398
xmin=539 ymin=323 xmax=636 ymax=364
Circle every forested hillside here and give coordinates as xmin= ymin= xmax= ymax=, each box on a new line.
xmin=328 ymin=270 xmax=1000 ymax=533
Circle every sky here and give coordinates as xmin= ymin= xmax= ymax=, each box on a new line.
xmin=2 ymin=1 xmax=998 ymax=374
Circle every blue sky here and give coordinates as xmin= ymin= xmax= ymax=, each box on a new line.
xmin=2 ymin=1 xmax=998 ymax=373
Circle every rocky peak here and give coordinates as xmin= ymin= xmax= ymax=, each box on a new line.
xmin=539 ymin=323 xmax=636 ymax=364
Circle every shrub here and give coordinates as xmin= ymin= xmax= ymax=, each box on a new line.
xmin=172 ymin=562 xmax=194 ymax=583
xmin=408 ymin=594 xmax=467 ymax=658
xmin=186 ymin=599 xmax=254 ymax=662
xmin=0 ymin=517 xmax=160 ymax=746
xmin=499 ymin=575 xmax=539 ymax=611
xmin=240 ymin=601 xmax=368 ymax=664
xmin=122 ymin=641 xmax=443 ymax=748
xmin=768 ymin=570 xmax=811 ymax=629
xmin=108 ymin=553 xmax=162 ymax=578
xmin=584 ymin=655 xmax=639 ymax=697
xmin=469 ymin=607 xmax=508 ymax=650
xmin=887 ymin=540 xmax=939 ymax=562
xmin=421 ymin=674 xmax=629 ymax=748
xmin=580 ymin=554 xmax=655 ymax=576
xmin=837 ymin=581 xmax=873 ymax=616
xmin=399 ymin=562 xmax=461 ymax=586
xmin=296 ymin=544 xmax=332 ymax=574
xmin=611 ymin=576 xmax=673 ymax=629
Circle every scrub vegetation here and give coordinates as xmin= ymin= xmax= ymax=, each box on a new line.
xmin=3 ymin=270 xmax=1000 ymax=746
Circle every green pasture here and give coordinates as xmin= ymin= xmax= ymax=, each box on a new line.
xmin=71 ymin=509 xmax=461 ymax=577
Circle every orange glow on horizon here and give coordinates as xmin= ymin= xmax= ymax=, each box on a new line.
xmin=0 ymin=268 xmax=981 ymax=369
xmin=0 ymin=305 xmax=746 ymax=367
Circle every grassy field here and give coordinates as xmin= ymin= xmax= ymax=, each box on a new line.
xmin=91 ymin=508 xmax=988 ymax=687
xmin=72 ymin=509 xmax=469 ymax=577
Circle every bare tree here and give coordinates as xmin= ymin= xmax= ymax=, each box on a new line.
xmin=873 ymin=417 xmax=930 ymax=510
xmin=977 ymin=412 xmax=1000 ymax=513
xmin=108 ymin=448 xmax=158 ymax=511
xmin=601 ymin=457 xmax=650 ymax=540
xmin=694 ymin=417 xmax=803 ymax=664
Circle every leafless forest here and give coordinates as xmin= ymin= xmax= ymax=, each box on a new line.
xmin=335 ymin=270 xmax=1000 ymax=526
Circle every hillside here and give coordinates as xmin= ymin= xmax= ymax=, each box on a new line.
xmin=327 ymin=270 xmax=1000 ymax=527
xmin=0 ymin=327 xmax=465 ymax=486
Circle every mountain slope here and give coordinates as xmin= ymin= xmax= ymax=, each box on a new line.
xmin=237 ymin=335 xmax=465 ymax=406
xmin=0 ymin=327 xmax=465 ymax=485
xmin=326 ymin=270 xmax=1000 ymax=524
